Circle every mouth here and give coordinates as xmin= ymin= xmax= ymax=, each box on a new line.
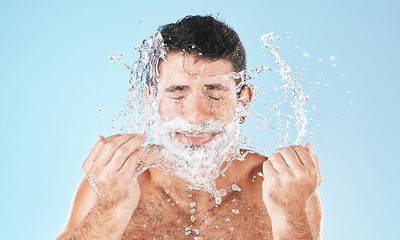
xmin=175 ymin=131 xmax=218 ymax=145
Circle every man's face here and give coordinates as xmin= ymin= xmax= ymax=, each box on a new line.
xmin=156 ymin=52 xmax=239 ymax=146
xmin=154 ymin=52 xmax=245 ymax=189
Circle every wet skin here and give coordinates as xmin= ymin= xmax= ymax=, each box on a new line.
xmin=55 ymin=53 xmax=322 ymax=240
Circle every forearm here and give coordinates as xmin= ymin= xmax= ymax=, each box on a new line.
xmin=270 ymin=209 xmax=315 ymax=240
xmin=68 ymin=200 xmax=135 ymax=240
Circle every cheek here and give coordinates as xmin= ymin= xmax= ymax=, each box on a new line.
xmin=208 ymin=98 xmax=237 ymax=122
xmin=158 ymin=99 xmax=182 ymax=121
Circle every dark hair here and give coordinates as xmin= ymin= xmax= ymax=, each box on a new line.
xmin=158 ymin=15 xmax=246 ymax=85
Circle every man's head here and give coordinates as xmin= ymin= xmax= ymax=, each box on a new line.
xmin=155 ymin=15 xmax=252 ymax=142
xmin=159 ymin=15 xmax=246 ymax=79
xmin=153 ymin=15 xmax=252 ymax=188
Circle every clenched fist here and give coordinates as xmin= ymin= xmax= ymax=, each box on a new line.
xmin=82 ymin=134 xmax=147 ymax=209
xmin=262 ymin=143 xmax=321 ymax=218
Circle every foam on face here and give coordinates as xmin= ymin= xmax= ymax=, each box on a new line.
xmin=156 ymin=115 xmax=241 ymax=192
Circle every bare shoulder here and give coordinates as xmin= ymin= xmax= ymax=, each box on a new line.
xmin=231 ymin=149 xmax=267 ymax=178
xmin=225 ymin=149 xmax=267 ymax=194
xmin=56 ymin=175 xmax=98 ymax=238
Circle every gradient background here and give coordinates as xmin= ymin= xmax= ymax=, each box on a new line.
xmin=1 ymin=0 xmax=399 ymax=239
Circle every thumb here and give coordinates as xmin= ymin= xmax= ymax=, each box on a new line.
xmin=305 ymin=142 xmax=313 ymax=155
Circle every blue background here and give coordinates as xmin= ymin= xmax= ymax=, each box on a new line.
xmin=1 ymin=0 xmax=399 ymax=239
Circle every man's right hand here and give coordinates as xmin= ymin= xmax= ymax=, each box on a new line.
xmin=82 ymin=133 xmax=147 ymax=210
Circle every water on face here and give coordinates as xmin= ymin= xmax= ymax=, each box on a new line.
xmin=106 ymin=30 xmax=340 ymax=237
xmin=109 ymin=31 xmax=314 ymax=196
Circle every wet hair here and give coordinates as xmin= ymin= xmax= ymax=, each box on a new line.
xmin=158 ymin=15 xmax=246 ymax=85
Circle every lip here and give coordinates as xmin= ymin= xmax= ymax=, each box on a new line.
xmin=176 ymin=131 xmax=218 ymax=145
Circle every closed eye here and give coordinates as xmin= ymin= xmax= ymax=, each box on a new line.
xmin=172 ymin=95 xmax=185 ymax=100
xmin=208 ymin=95 xmax=222 ymax=100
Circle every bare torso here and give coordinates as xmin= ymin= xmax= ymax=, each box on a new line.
xmin=57 ymin=149 xmax=321 ymax=240
xmin=122 ymin=151 xmax=273 ymax=239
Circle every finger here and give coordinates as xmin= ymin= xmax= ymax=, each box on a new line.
xmin=268 ymin=152 xmax=289 ymax=173
xmin=305 ymin=143 xmax=322 ymax=186
xmin=262 ymin=160 xmax=278 ymax=177
xmin=103 ymin=133 xmax=136 ymax=143
xmin=305 ymin=142 xmax=313 ymax=155
xmin=276 ymin=146 xmax=304 ymax=169
xmin=97 ymin=135 xmax=103 ymax=141
xmin=119 ymin=147 xmax=146 ymax=175
xmin=83 ymin=135 xmax=107 ymax=172
xmin=142 ymin=144 xmax=165 ymax=165
xmin=109 ymin=134 xmax=147 ymax=172
xmin=95 ymin=134 xmax=138 ymax=167
xmin=306 ymin=143 xmax=320 ymax=169
xmin=293 ymin=146 xmax=314 ymax=167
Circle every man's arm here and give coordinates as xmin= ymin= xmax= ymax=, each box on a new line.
xmin=268 ymin=190 xmax=322 ymax=240
xmin=262 ymin=143 xmax=322 ymax=240
xmin=55 ymin=176 xmax=137 ymax=240
xmin=55 ymin=134 xmax=147 ymax=240
xmin=55 ymin=176 xmax=97 ymax=239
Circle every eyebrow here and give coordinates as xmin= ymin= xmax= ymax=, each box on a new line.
xmin=165 ymin=85 xmax=189 ymax=92
xmin=204 ymin=84 xmax=229 ymax=91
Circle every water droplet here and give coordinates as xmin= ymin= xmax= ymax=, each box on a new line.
xmin=232 ymin=209 xmax=239 ymax=214
xmin=258 ymin=172 xmax=263 ymax=177
xmin=191 ymin=216 xmax=196 ymax=222
xmin=312 ymin=106 xmax=317 ymax=110
xmin=96 ymin=105 xmax=104 ymax=111
xmin=190 ymin=202 xmax=196 ymax=207
xmin=190 ymin=208 xmax=196 ymax=214
xmin=302 ymin=52 xmax=310 ymax=58
xmin=231 ymin=184 xmax=242 ymax=191
xmin=143 ymin=224 xmax=146 ymax=227
xmin=330 ymin=56 xmax=336 ymax=60
xmin=332 ymin=64 xmax=336 ymax=67
xmin=318 ymin=59 xmax=323 ymax=62
xmin=226 ymin=218 xmax=230 ymax=222
xmin=139 ymin=19 xmax=143 ymax=23
xmin=229 ymin=227 xmax=234 ymax=231
xmin=295 ymin=46 xmax=299 ymax=49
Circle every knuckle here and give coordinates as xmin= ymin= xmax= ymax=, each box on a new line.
xmin=104 ymin=142 xmax=117 ymax=152
xmin=97 ymin=138 xmax=106 ymax=146
xmin=115 ymin=146 xmax=128 ymax=157
xmin=82 ymin=161 xmax=88 ymax=172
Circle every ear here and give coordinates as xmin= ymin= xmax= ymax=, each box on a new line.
xmin=238 ymin=85 xmax=253 ymax=107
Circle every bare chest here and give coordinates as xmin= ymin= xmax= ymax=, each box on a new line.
xmin=122 ymin=191 xmax=272 ymax=239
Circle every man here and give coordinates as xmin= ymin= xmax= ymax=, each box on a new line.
xmin=56 ymin=15 xmax=322 ymax=239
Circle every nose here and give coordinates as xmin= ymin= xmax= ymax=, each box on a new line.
xmin=182 ymin=93 xmax=212 ymax=125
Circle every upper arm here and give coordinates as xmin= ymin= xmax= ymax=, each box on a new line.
xmin=56 ymin=175 xmax=98 ymax=239
xmin=306 ymin=190 xmax=323 ymax=240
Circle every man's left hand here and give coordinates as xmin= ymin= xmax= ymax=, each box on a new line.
xmin=262 ymin=143 xmax=321 ymax=218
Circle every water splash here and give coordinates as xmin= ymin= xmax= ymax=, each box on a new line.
xmin=109 ymin=31 xmax=316 ymax=201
